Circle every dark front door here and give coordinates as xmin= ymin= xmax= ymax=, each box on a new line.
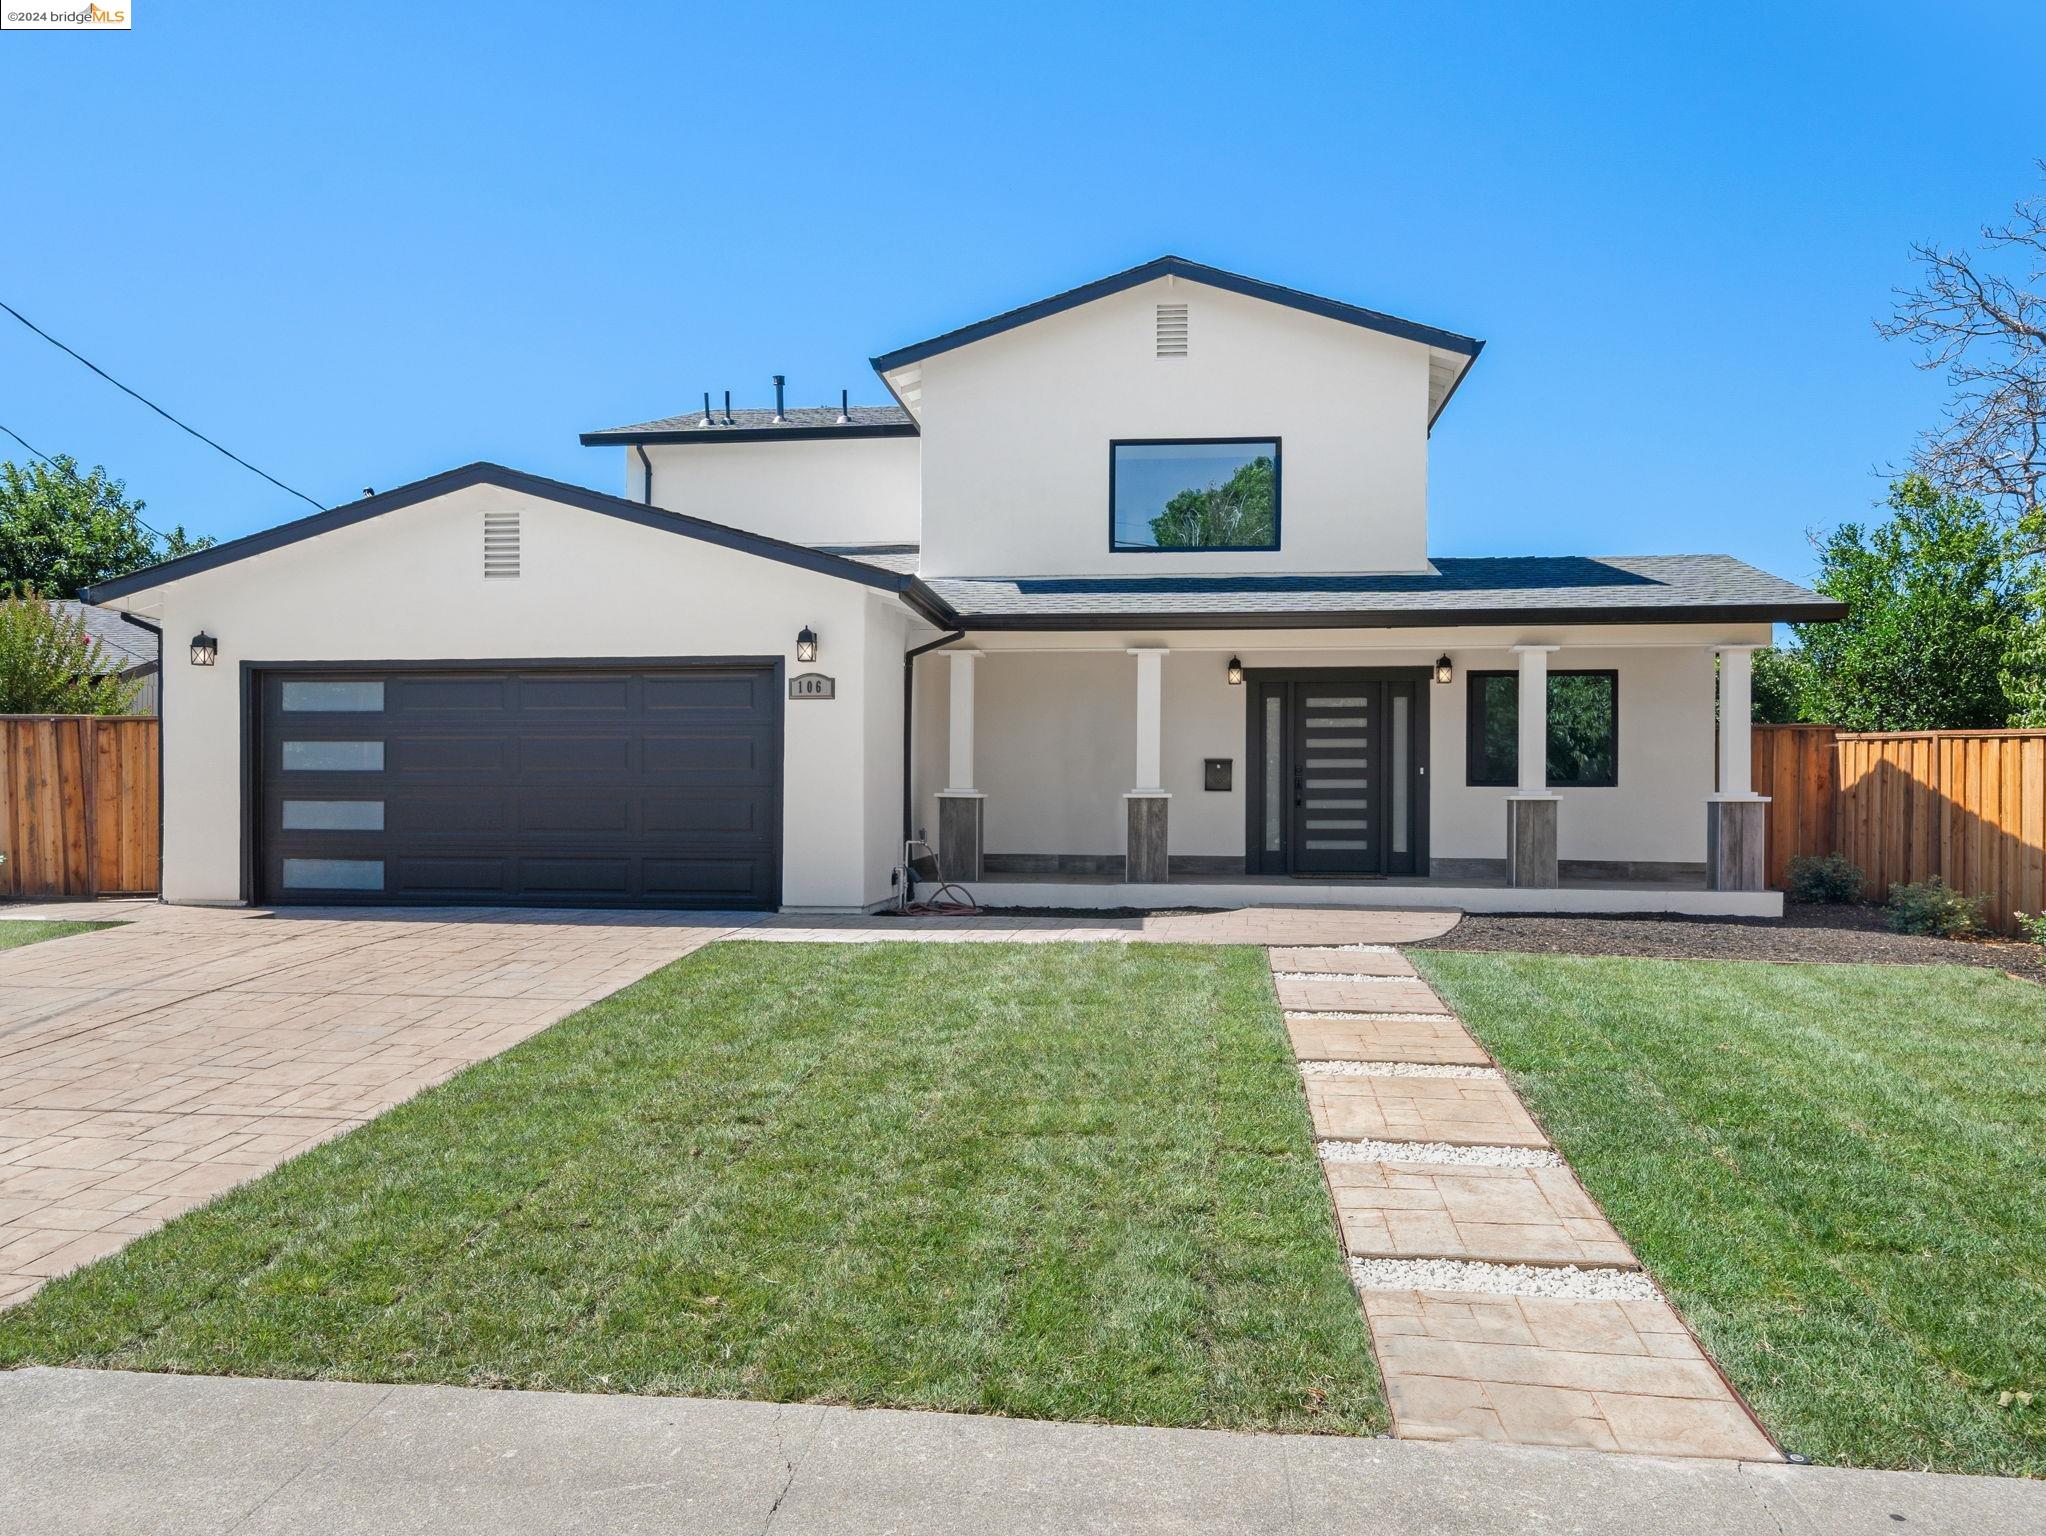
xmin=1247 ymin=671 xmax=1426 ymax=878
xmin=253 ymin=662 xmax=782 ymax=909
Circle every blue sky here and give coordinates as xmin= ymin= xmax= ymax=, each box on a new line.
xmin=2 ymin=0 xmax=2039 ymax=586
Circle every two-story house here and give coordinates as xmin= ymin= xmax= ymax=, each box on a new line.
xmin=84 ymin=258 xmax=1840 ymax=915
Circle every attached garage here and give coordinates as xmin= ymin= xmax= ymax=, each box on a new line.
xmin=250 ymin=662 xmax=783 ymax=908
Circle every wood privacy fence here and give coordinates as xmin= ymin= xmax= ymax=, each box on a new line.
xmin=0 ymin=716 xmax=159 ymax=899
xmin=1753 ymin=723 xmax=2046 ymax=930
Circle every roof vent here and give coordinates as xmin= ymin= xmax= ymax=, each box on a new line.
xmin=483 ymin=510 xmax=520 ymax=579
xmin=773 ymin=375 xmax=786 ymax=423
xmin=699 ymin=390 xmax=713 ymax=427
xmin=1156 ymin=302 xmax=1188 ymax=358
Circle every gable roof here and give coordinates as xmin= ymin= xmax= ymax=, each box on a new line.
xmin=869 ymin=255 xmax=1485 ymax=425
xmin=580 ymin=404 xmax=916 ymax=447
xmin=920 ymin=556 xmax=1842 ymax=630
xmin=79 ymin=462 xmax=953 ymax=625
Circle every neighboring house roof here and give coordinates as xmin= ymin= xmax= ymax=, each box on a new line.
xmin=868 ymin=255 xmax=1486 ymax=427
xmin=79 ymin=463 xmax=955 ymax=627
xmin=920 ymin=556 xmax=1844 ymax=630
xmin=580 ymin=405 xmax=917 ymax=446
xmin=54 ymin=600 xmax=158 ymax=675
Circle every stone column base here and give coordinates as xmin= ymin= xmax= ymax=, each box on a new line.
xmin=1125 ymin=793 xmax=1170 ymax=884
xmin=937 ymin=792 xmax=985 ymax=883
xmin=1706 ymin=796 xmax=1769 ymax=892
xmin=1507 ymin=796 xmax=1559 ymax=888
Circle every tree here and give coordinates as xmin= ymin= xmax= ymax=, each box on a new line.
xmin=1149 ymin=456 xmax=1276 ymax=548
xmin=0 ymin=595 xmax=141 ymax=715
xmin=1751 ymin=645 xmax=1818 ymax=723
xmin=1879 ymin=165 xmax=2046 ymax=519
xmin=1786 ymin=476 xmax=2046 ymax=730
xmin=0 ymin=457 xmax=210 ymax=599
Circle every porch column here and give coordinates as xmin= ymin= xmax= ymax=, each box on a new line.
xmin=1707 ymin=644 xmax=1769 ymax=891
xmin=1506 ymin=644 xmax=1559 ymax=888
xmin=1125 ymin=647 xmax=1170 ymax=883
xmin=937 ymin=649 xmax=985 ymax=882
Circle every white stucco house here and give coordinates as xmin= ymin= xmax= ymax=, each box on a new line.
xmin=83 ymin=257 xmax=1839 ymax=915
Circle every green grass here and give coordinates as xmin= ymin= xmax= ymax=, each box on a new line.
xmin=0 ymin=918 xmax=120 ymax=949
xmin=1411 ymin=949 xmax=2046 ymax=1476
xmin=0 ymin=941 xmax=1383 ymax=1435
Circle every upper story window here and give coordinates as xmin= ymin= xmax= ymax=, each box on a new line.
xmin=1110 ymin=438 xmax=1281 ymax=552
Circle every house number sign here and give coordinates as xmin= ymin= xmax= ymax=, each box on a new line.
xmin=789 ymin=672 xmax=836 ymax=700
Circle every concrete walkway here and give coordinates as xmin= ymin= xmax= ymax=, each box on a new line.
xmin=0 ymin=902 xmax=754 ymax=1305
xmin=3 ymin=1367 xmax=2034 ymax=1535
xmin=1277 ymin=947 xmax=1778 ymax=1461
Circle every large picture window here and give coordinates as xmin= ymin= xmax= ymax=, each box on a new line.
xmin=1466 ymin=670 xmax=1618 ymax=788
xmin=1110 ymin=438 xmax=1280 ymax=552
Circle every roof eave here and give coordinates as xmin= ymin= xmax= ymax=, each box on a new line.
xmin=941 ymin=601 xmax=1845 ymax=632
xmin=578 ymin=423 xmax=919 ymax=447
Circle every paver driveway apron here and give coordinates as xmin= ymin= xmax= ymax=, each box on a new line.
xmin=0 ymin=901 xmax=754 ymax=1307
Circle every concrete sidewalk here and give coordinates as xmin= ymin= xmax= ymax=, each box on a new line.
xmin=2 ymin=1368 xmax=2036 ymax=1535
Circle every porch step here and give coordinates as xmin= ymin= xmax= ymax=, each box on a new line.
xmin=1305 ymin=1073 xmax=1550 ymax=1149
xmin=1273 ymin=974 xmax=1450 ymax=1015
xmin=1287 ymin=1014 xmax=1491 ymax=1065
xmin=1325 ymin=1160 xmax=1637 ymax=1269
xmin=1268 ymin=946 xmax=1417 ymax=976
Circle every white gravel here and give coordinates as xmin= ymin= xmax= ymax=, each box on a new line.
xmin=1286 ymin=1010 xmax=1450 ymax=1024
xmin=1299 ymin=1060 xmax=1500 ymax=1080
xmin=1350 ymin=1257 xmax=1659 ymax=1301
xmin=1318 ymin=1137 xmax=1564 ymax=1168
xmin=1272 ymin=971 xmax=1415 ymax=984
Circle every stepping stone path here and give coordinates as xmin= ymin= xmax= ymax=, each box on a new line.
xmin=1271 ymin=945 xmax=1780 ymax=1463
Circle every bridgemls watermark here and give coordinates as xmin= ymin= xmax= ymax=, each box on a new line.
xmin=1 ymin=3 xmax=130 ymax=28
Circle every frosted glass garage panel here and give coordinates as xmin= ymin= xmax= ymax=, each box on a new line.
xmin=282 ymin=800 xmax=385 ymax=831
xmin=281 ymin=681 xmax=384 ymax=712
xmin=282 ymin=741 xmax=384 ymax=772
xmin=280 ymin=858 xmax=385 ymax=891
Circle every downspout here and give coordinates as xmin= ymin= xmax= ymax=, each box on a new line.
xmin=903 ymin=628 xmax=966 ymax=847
xmin=635 ymin=444 xmax=654 ymax=506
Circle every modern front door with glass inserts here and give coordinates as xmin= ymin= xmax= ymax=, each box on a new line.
xmin=1243 ymin=670 xmax=1429 ymax=877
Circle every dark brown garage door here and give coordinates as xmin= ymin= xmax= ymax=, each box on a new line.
xmin=253 ymin=663 xmax=781 ymax=908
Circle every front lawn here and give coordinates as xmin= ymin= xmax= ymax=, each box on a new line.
xmin=1413 ymin=949 xmax=2046 ymax=1477
xmin=0 ymin=941 xmax=1382 ymax=1435
xmin=0 ymin=918 xmax=121 ymax=949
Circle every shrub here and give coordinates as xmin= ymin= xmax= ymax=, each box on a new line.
xmin=1785 ymin=853 xmax=1865 ymax=905
xmin=1886 ymin=878 xmax=1981 ymax=938
xmin=2014 ymin=912 xmax=2046 ymax=946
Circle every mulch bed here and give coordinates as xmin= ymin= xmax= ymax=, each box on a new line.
xmin=1410 ymin=903 xmax=2046 ymax=983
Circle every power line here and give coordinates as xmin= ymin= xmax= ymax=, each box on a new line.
xmin=0 ymin=417 xmax=192 ymax=548
xmin=0 ymin=298 xmax=325 ymax=512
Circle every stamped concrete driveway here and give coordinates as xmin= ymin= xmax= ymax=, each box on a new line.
xmin=0 ymin=902 xmax=757 ymax=1307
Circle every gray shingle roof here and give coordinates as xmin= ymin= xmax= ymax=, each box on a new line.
xmin=921 ymin=555 xmax=1840 ymax=628
xmin=582 ymin=405 xmax=915 ymax=443
xmin=56 ymin=600 xmax=159 ymax=673
xmin=813 ymin=543 xmax=922 ymax=576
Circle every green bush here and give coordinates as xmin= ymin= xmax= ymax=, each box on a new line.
xmin=2013 ymin=912 xmax=2046 ymax=946
xmin=1785 ymin=853 xmax=1866 ymax=905
xmin=1886 ymin=878 xmax=1981 ymax=938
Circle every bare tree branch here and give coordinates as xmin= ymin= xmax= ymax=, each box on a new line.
xmin=1879 ymin=162 xmax=2046 ymax=514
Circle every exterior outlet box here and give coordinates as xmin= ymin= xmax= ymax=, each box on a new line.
xmin=1204 ymin=758 xmax=1232 ymax=792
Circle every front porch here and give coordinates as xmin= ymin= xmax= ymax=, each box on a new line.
xmin=909 ymin=626 xmax=1778 ymax=915
xmin=968 ymin=867 xmax=1782 ymax=917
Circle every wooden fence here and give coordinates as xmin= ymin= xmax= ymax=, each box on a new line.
xmin=0 ymin=716 xmax=159 ymax=899
xmin=1753 ymin=723 xmax=2046 ymax=930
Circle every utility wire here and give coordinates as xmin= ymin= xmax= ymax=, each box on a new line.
xmin=0 ymin=298 xmax=325 ymax=512
xmin=0 ymin=417 xmax=192 ymax=548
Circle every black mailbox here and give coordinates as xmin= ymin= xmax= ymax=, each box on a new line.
xmin=1204 ymin=758 xmax=1233 ymax=792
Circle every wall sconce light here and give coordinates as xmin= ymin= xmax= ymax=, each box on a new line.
xmin=1433 ymin=654 xmax=1454 ymax=686
xmin=1226 ymin=655 xmax=1244 ymax=686
xmin=796 ymin=625 xmax=818 ymax=664
xmin=190 ymin=632 xmax=218 ymax=667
